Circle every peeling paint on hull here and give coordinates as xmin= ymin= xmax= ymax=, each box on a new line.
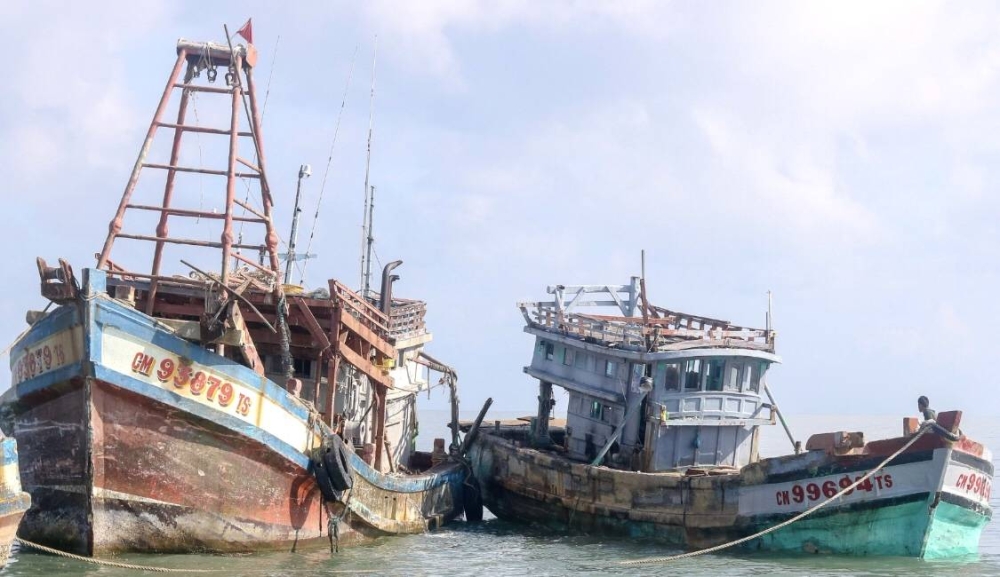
xmin=469 ymin=432 xmax=992 ymax=558
xmin=3 ymin=292 xmax=465 ymax=556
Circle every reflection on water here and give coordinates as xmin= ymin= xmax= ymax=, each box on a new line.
xmin=4 ymin=412 xmax=999 ymax=576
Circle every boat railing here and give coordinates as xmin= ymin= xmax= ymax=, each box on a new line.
xmin=331 ymin=280 xmax=391 ymax=338
xmin=388 ymin=299 xmax=428 ymax=340
xmin=519 ymin=302 xmax=773 ymax=350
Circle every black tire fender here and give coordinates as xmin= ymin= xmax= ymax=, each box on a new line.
xmin=323 ymin=435 xmax=354 ymax=492
xmin=463 ymin=476 xmax=484 ymax=523
xmin=309 ymin=448 xmax=340 ymax=502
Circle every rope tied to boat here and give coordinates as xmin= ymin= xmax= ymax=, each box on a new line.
xmin=14 ymin=537 xmax=220 ymax=573
xmin=621 ymin=423 xmax=935 ymax=566
xmin=15 ymin=536 xmax=379 ymax=573
xmin=327 ymin=488 xmax=353 ymax=554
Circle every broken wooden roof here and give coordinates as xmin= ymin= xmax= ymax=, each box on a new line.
xmin=518 ymin=279 xmax=775 ymax=353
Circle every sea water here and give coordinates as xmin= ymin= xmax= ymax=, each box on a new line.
xmin=4 ymin=411 xmax=999 ymax=576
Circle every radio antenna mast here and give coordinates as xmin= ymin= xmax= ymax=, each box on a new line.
xmin=359 ymin=36 xmax=378 ymax=298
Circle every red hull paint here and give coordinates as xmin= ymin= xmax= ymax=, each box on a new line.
xmin=12 ymin=377 xmax=329 ymax=554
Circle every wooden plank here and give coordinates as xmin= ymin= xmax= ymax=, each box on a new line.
xmin=292 ymin=297 xmax=331 ymax=352
xmin=229 ymin=303 xmax=265 ymax=376
xmin=337 ymin=308 xmax=395 ymax=358
xmin=339 ymin=345 xmax=393 ymax=389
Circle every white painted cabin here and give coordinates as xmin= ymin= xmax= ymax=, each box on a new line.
xmin=523 ymin=279 xmax=780 ymax=472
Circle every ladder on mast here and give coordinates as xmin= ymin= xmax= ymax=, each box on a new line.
xmin=95 ymin=38 xmax=282 ymax=313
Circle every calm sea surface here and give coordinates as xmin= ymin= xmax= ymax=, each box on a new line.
xmin=5 ymin=411 xmax=1000 ymax=576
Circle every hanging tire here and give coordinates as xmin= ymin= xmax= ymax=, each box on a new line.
xmin=463 ymin=476 xmax=484 ymax=523
xmin=309 ymin=449 xmax=340 ymax=502
xmin=323 ymin=435 xmax=354 ymax=492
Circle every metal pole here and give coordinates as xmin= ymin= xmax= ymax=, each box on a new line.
xmin=98 ymin=50 xmax=187 ymax=270
xmin=764 ymin=382 xmax=800 ymax=454
xmin=284 ymin=165 xmax=310 ymax=285
xmin=459 ymin=398 xmax=494 ymax=456
xmin=591 ymin=383 xmax=651 ymax=466
xmin=220 ymin=53 xmax=244 ymax=287
xmin=362 ymin=185 xmax=375 ymax=297
xmin=360 ymin=37 xmax=378 ymax=297
xmin=448 ymin=376 xmax=461 ymax=453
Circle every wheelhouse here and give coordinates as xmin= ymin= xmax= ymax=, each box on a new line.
xmin=522 ymin=279 xmax=779 ymax=472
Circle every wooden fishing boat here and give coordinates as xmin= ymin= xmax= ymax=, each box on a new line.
xmin=0 ymin=437 xmax=30 ymax=567
xmin=467 ymin=279 xmax=992 ymax=558
xmin=1 ymin=36 xmax=468 ymax=556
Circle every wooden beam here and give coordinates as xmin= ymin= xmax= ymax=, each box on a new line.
xmin=336 ymin=307 xmax=395 ymax=358
xmin=229 ymin=303 xmax=265 ymax=376
xmin=339 ymin=345 xmax=393 ymax=389
xmin=292 ymin=297 xmax=331 ymax=352
xmin=373 ymin=384 xmax=386 ymax=472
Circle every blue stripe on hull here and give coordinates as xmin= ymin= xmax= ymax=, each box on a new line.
xmin=12 ymin=304 xmax=79 ymax=351
xmin=8 ymin=268 xmax=456 ymax=499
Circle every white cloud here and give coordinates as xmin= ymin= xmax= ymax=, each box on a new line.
xmin=692 ymin=106 xmax=879 ymax=244
xmin=0 ymin=1 xmax=172 ymax=183
xmin=361 ymin=0 xmax=677 ymax=86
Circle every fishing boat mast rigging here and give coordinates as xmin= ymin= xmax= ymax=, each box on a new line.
xmin=360 ymin=36 xmax=378 ymax=298
xmin=5 ymin=31 xmax=472 ymax=556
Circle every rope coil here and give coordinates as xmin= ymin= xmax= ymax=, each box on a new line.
xmin=621 ymin=424 xmax=934 ymax=566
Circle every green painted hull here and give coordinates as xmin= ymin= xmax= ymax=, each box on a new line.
xmin=744 ymin=495 xmax=989 ymax=558
xmin=923 ymin=500 xmax=991 ymax=559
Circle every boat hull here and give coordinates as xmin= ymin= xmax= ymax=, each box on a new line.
xmin=469 ymin=427 xmax=992 ymax=558
xmin=4 ymin=271 xmax=465 ymax=555
xmin=0 ymin=438 xmax=30 ymax=568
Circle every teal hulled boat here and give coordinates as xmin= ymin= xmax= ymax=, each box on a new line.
xmin=467 ymin=279 xmax=991 ymax=558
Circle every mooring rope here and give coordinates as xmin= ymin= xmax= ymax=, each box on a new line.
xmin=621 ymin=424 xmax=933 ymax=566
xmin=15 ymin=537 xmax=218 ymax=573
xmin=15 ymin=536 xmax=378 ymax=573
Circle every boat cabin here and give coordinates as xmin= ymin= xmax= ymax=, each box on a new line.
xmin=521 ymin=279 xmax=780 ymax=472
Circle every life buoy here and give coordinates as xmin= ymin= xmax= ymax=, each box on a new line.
xmin=323 ymin=435 xmax=354 ymax=492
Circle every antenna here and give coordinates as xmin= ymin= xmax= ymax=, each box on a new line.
xmin=362 ymin=185 xmax=376 ymax=297
xmin=359 ymin=36 xmax=378 ymax=297
xmin=766 ymin=289 xmax=773 ymax=332
xmin=283 ymin=164 xmax=311 ymax=285
xmin=299 ymin=44 xmax=359 ymax=284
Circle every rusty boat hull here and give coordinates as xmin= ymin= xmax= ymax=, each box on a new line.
xmin=2 ymin=270 xmax=464 ymax=555
xmin=468 ymin=412 xmax=992 ymax=559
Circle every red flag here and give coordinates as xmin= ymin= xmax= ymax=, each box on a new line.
xmin=236 ymin=18 xmax=253 ymax=45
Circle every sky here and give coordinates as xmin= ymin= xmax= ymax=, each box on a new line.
xmin=1 ymin=1 xmax=999 ymax=422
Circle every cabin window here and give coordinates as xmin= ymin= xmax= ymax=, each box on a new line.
xmin=705 ymin=359 xmax=725 ymax=391
xmin=293 ymin=358 xmax=314 ymax=379
xmin=751 ymin=361 xmax=767 ymax=393
xmin=725 ymin=362 xmax=742 ymax=391
xmin=683 ymin=359 xmax=702 ymax=390
xmin=574 ymin=351 xmax=587 ymax=369
xmin=664 ymin=363 xmax=681 ymax=391
xmin=544 ymin=342 xmax=555 ymax=361
xmin=742 ymin=363 xmax=758 ymax=392
xmin=590 ymin=400 xmax=603 ymax=420
xmin=562 ymin=348 xmax=574 ymax=366
xmin=605 ymin=360 xmax=618 ymax=378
